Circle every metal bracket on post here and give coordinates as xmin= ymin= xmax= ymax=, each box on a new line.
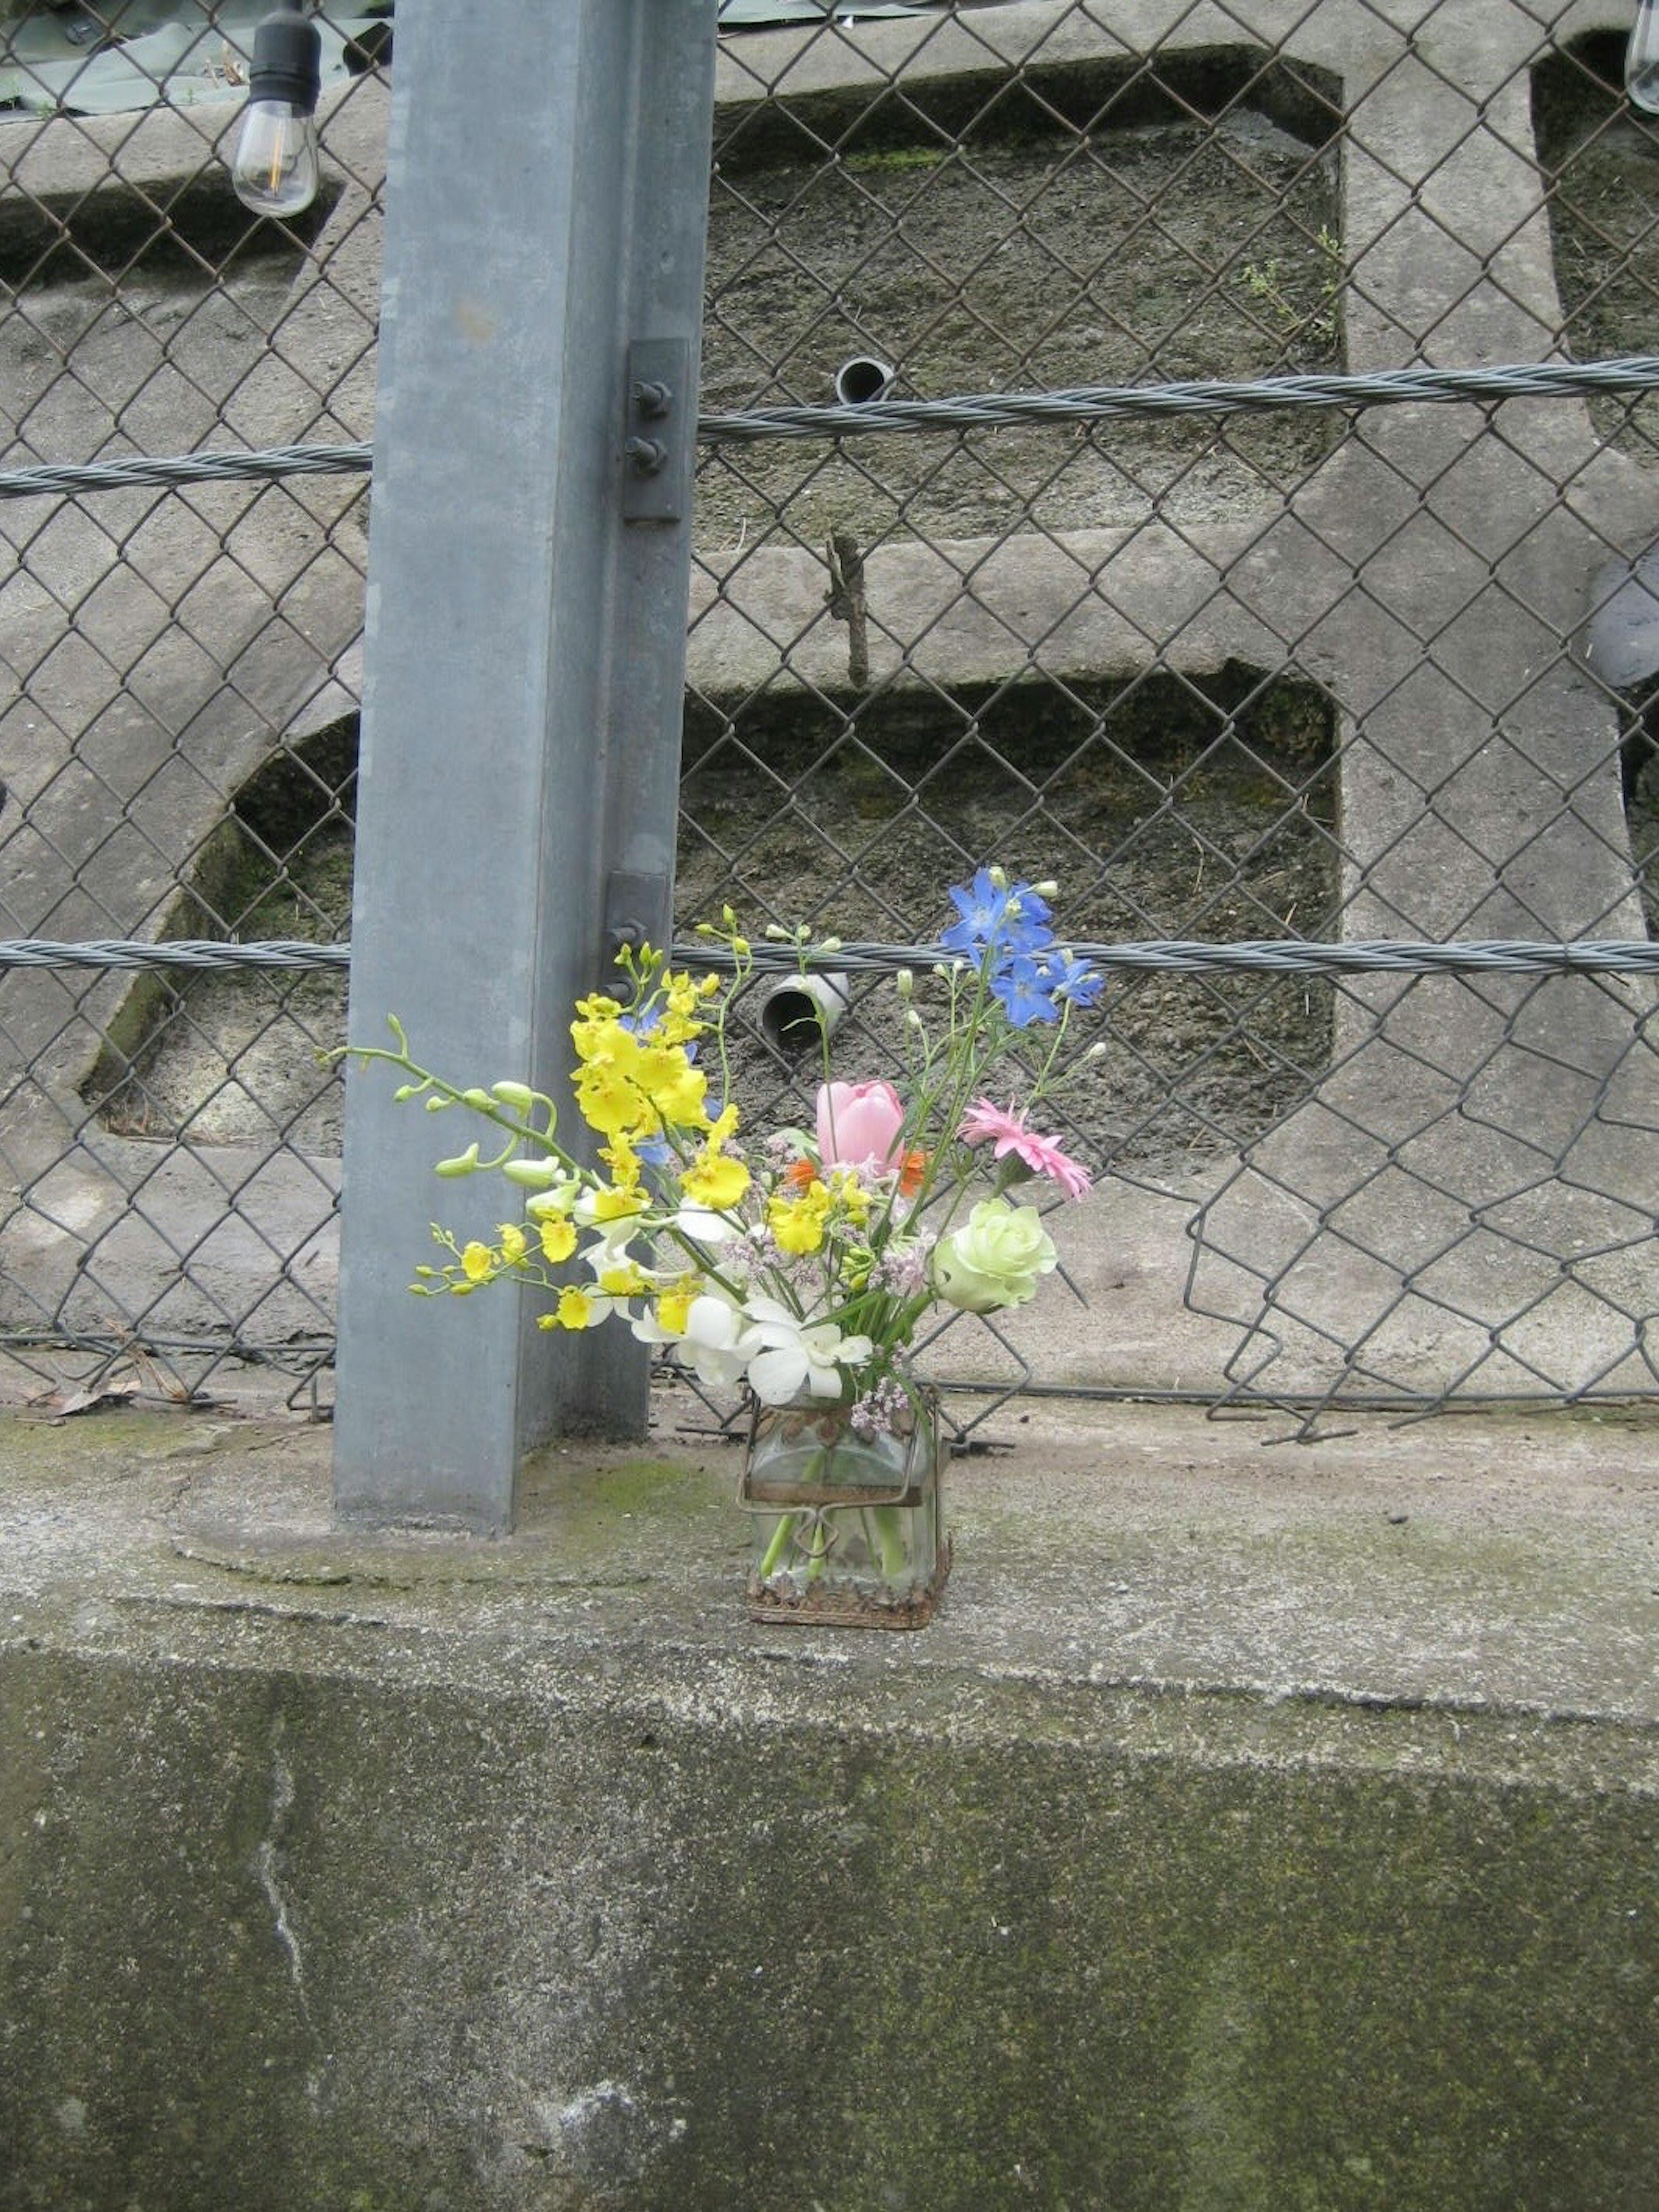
xmin=622 ymin=337 xmax=692 ymax=524
xmin=605 ymin=868 xmax=671 ymax=961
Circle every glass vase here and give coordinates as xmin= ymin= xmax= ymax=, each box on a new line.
xmin=740 ymin=1386 xmax=951 ymax=1629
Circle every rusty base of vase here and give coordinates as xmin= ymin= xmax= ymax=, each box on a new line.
xmin=746 ymin=1537 xmax=953 ymax=1631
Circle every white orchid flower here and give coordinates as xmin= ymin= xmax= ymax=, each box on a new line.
xmin=676 ymin=1292 xmax=763 ymax=1392
xmin=669 ymin=1202 xmax=744 ymax=1249
xmin=743 ymin=1295 xmax=874 ymax=1404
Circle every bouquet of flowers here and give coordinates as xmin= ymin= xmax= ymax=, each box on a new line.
xmin=341 ymin=868 xmax=1104 ymax=1431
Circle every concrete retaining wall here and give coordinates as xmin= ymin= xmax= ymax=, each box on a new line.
xmin=3 ymin=1403 xmax=1656 ymax=2210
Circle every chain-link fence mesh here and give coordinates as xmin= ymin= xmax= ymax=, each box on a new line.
xmin=0 ymin=1 xmax=377 ymax=1412
xmin=3 ymin=0 xmax=1658 ymax=1429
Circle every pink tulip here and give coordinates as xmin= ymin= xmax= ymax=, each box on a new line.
xmin=817 ymin=1079 xmax=906 ymax=1174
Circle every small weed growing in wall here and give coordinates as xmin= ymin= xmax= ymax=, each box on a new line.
xmin=1237 ymin=223 xmax=1342 ymax=349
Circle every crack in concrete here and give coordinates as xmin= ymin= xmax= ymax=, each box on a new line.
xmin=253 ymin=1726 xmax=309 ymax=2021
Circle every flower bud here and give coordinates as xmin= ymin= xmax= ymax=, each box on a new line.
xmin=818 ymin=935 xmax=843 ymax=953
xmin=1033 ymin=879 xmax=1058 ymax=899
xmin=988 ymin=865 xmax=1008 ymax=890
xmin=894 ymin=968 xmax=913 ymax=1000
xmin=433 ymin=1143 xmax=481 ymax=1177
xmin=501 ymin=1157 xmax=562 ymax=1188
xmin=460 ymin=1087 xmax=492 ymax=1111
xmin=490 ymin=1079 xmax=535 ymax=1111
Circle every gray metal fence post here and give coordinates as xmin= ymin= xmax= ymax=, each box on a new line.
xmin=332 ymin=0 xmax=718 ymax=1530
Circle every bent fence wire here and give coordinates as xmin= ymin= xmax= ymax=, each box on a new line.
xmin=3 ymin=1 xmax=1658 ymax=1430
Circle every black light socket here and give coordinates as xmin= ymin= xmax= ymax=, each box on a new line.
xmin=249 ymin=0 xmax=322 ymax=115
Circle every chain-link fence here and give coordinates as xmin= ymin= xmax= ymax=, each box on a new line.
xmin=3 ymin=0 xmax=1658 ymax=1429
xmin=0 ymin=0 xmax=378 ymax=1412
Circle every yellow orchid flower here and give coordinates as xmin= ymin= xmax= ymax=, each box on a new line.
xmin=538 ymin=1216 xmax=577 ymax=1264
xmin=767 ymin=1181 xmax=829 ymax=1255
xmin=552 ymin=1285 xmax=599 ymax=1329
xmin=681 ymin=1152 xmax=749 ymax=1209
xmin=574 ymin=1061 xmax=648 ymax=1137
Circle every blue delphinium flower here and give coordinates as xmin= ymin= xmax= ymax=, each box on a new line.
xmin=1037 ymin=947 xmax=1103 ymax=1009
xmin=1004 ymin=879 xmax=1053 ymax=933
xmin=940 ymin=868 xmax=1054 ymax=967
xmin=990 ymin=955 xmax=1062 ymax=1028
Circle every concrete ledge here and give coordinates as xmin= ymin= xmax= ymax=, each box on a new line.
xmin=2 ymin=1400 xmax=1657 ymax=2209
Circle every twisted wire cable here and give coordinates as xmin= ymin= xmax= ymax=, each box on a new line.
xmin=7 ymin=938 xmax=1659 ymax=975
xmin=0 ymin=442 xmax=374 ymax=499
xmin=696 ymin=354 xmax=1659 ymax=442
xmin=5 ymin=356 xmax=1659 ymax=498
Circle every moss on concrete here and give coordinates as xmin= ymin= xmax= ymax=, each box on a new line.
xmin=2 ymin=1641 xmax=1656 ymax=2212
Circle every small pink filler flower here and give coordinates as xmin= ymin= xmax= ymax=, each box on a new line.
xmin=817 ymin=1078 xmax=907 ymax=1174
xmin=958 ymin=1097 xmax=1092 ymax=1199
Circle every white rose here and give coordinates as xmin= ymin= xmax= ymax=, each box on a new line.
xmin=931 ymin=1198 xmax=1057 ymax=1314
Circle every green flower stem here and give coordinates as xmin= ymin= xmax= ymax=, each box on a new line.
xmin=334 ymin=1026 xmax=770 ymax=1312
xmin=758 ymin=1511 xmax=797 ymax=1580
xmin=329 ymin=1036 xmax=572 ymax=1168
xmin=695 ymin=921 xmax=752 ymax=1127
xmin=1026 ymin=995 xmax=1078 ymax=1098
xmin=869 ymin=1505 xmax=908 ymax=1579
xmin=804 ymin=1514 xmax=829 ymax=1584
xmin=903 ymin=954 xmax=1000 ymax=1224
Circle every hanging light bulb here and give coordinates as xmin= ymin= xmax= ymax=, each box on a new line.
xmin=1628 ymin=0 xmax=1659 ymax=114
xmin=229 ymin=0 xmax=323 ymax=218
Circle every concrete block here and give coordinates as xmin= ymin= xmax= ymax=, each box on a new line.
xmin=2 ymin=1401 xmax=1656 ymax=2209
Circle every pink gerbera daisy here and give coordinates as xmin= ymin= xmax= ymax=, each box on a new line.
xmin=957 ymin=1097 xmax=1091 ymax=1199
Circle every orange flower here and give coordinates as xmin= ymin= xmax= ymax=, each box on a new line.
xmin=785 ymin=1148 xmax=923 ymax=1196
